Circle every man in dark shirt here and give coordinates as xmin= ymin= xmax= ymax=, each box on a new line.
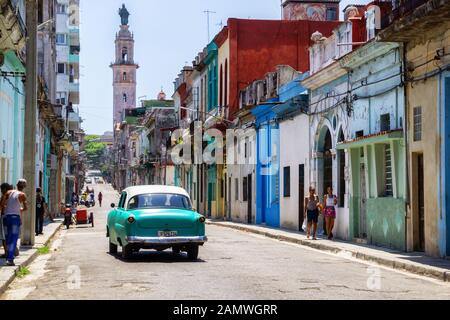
xmin=35 ymin=188 xmax=47 ymax=236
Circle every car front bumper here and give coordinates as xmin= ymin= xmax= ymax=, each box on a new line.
xmin=126 ymin=236 xmax=208 ymax=245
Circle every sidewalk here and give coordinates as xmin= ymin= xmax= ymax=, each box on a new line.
xmin=207 ymin=220 xmax=450 ymax=282
xmin=0 ymin=218 xmax=62 ymax=294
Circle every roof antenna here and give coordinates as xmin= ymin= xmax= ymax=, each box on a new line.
xmin=203 ymin=9 xmax=216 ymax=43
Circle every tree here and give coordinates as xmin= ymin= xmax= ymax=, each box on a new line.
xmin=84 ymin=135 xmax=107 ymax=168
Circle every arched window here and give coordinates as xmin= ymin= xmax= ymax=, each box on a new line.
xmin=122 ymin=47 xmax=128 ymax=62
xmin=123 ymin=72 xmax=127 ymax=81
xmin=123 ymin=93 xmax=127 ymax=103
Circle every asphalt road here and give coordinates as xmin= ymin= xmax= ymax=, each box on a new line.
xmin=3 ymin=183 xmax=450 ymax=300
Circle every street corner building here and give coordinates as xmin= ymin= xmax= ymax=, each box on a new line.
xmin=377 ymin=0 xmax=450 ymax=257
xmin=0 ymin=0 xmax=85 ymax=246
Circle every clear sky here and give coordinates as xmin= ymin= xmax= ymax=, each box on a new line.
xmin=79 ymin=0 xmax=366 ymax=135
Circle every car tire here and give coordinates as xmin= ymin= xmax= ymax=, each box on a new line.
xmin=121 ymin=244 xmax=133 ymax=259
xmin=172 ymin=247 xmax=181 ymax=255
xmin=187 ymin=245 xmax=199 ymax=260
xmin=109 ymin=241 xmax=118 ymax=255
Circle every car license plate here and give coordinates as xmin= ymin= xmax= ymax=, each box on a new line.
xmin=158 ymin=231 xmax=177 ymax=237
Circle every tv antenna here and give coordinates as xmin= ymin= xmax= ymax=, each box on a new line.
xmin=204 ymin=9 xmax=216 ymax=43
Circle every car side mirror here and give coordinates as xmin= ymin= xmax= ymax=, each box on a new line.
xmin=111 ymin=203 xmax=116 ymax=208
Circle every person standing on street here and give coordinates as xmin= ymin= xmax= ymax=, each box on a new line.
xmin=98 ymin=192 xmax=103 ymax=207
xmin=304 ymin=187 xmax=320 ymax=240
xmin=2 ymin=179 xmax=28 ymax=266
xmin=35 ymin=188 xmax=47 ymax=236
xmin=323 ymin=186 xmax=338 ymax=240
xmin=0 ymin=183 xmax=13 ymax=257
xmin=71 ymin=192 xmax=79 ymax=206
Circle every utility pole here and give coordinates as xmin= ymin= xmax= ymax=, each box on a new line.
xmin=23 ymin=0 xmax=38 ymax=246
xmin=203 ymin=9 xmax=216 ymax=43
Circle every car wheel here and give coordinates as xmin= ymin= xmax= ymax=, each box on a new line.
xmin=109 ymin=241 xmax=118 ymax=255
xmin=172 ymin=247 xmax=181 ymax=255
xmin=121 ymin=244 xmax=133 ymax=259
xmin=187 ymin=245 xmax=199 ymax=260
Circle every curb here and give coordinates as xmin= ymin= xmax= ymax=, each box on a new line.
xmin=207 ymin=221 xmax=450 ymax=282
xmin=0 ymin=222 xmax=63 ymax=295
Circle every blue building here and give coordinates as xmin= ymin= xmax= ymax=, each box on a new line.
xmin=252 ymin=98 xmax=280 ymax=227
xmin=0 ymin=50 xmax=26 ymax=185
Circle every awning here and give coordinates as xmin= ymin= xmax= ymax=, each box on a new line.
xmin=336 ymin=130 xmax=403 ymax=150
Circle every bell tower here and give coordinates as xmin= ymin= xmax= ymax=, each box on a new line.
xmin=111 ymin=4 xmax=139 ymax=125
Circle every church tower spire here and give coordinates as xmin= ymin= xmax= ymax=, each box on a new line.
xmin=111 ymin=4 xmax=139 ymax=125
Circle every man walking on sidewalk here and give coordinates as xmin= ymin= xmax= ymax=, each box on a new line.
xmin=2 ymin=179 xmax=28 ymax=266
xmin=35 ymin=188 xmax=46 ymax=236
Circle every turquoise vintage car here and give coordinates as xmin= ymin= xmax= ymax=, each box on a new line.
xmin=107 ymin=185 xmax=207 ymax=260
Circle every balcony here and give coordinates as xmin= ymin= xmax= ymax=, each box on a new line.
xmin=378 ymin=0 xmax=450 ymax=42
xmin=0 ymin=0 xmax=26 ymax=51
xmin=69 ymin=82 xmax=79 ymax=92
xmin=69 ymin=54 xmax=79 ymax=64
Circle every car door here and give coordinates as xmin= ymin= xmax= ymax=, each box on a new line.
xmin=109 ymin=192 xmax=126 ymax=244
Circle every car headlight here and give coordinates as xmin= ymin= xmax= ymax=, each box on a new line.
xmin=127 ymin=215 xmax=135 ymax=223
xmin=198 ymin=216 xmax=206 ymax=223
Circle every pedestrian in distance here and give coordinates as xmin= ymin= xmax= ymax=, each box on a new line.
xmin=71 ymin=192 xmax=79 ymax=206
xmin=89 ymin=191 xmax=95 ymax=207
xmin=98 ymin=192 xmax=103 ymax=207
xmin=323 ymin=186 xmax=338 ymax=240
xmin=304 ymin=186 xmax=320 ymax=240
xmin=0 ymin=183 xmax=13 ymax=257
xmin=2 ymin=179 xmax=28 ymax=266
xmin=35 ymin=188 xmax=47 ymax=236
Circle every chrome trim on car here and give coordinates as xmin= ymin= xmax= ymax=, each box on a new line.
xmin=126 ymin=236 xmax=208 ymax=244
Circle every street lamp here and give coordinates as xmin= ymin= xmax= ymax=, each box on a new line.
xmin=37 ymin=19 xmax=54 ymax=31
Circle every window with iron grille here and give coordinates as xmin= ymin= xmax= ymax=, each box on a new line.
xmin=413 ymin=107 xmax=422 ymax=141
xmin=380 ymin=113 xmax=391 ymax=132
xmin=235 ymin=178 xmax=239 ymax=201
xmin=384 ymin=144 xmax=393 ymax=197
xmin=57 ymin=63 xmax=66 ymax=74
xmin=283 ymin=166 xmax=291 ymax=197
xmin=56 ymin=34 xmax=67 ymax=45
xmin=326 ymin=7 xmax=337 ymax=21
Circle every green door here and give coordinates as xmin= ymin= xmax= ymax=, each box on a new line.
xmin=207 ymin=165 xmax=216 ymax=217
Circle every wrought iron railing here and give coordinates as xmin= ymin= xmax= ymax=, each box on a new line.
xmin=381 ymin=0 xmax=428 ymax=28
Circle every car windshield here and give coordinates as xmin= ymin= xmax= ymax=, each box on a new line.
xmin=127 ymin=193 xmax=192 ymax=210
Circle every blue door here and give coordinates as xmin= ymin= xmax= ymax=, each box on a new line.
xmin=256 ymin=123 xmax=280 ymax=227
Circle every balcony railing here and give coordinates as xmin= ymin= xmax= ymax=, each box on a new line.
xmin=381 ymin=0 xmax=428 ymax=28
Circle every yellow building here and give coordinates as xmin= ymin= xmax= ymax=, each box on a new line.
xmin=379 ymin=0 xmax=450 ymax=257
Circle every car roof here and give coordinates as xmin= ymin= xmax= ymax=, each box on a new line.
xmin=123 ymin=185 xmax=190 ymax=199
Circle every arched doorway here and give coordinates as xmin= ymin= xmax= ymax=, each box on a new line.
xmin=337 ymin=128 xmax=345 ymax=207
xmin=322 ymin=129 xmax=333 ymax=199
xmin=316 ymin=126 xmax=333 ymax=236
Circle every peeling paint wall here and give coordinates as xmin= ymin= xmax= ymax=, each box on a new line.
xmin=406 ymin=26 xmax=450 ymax=257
